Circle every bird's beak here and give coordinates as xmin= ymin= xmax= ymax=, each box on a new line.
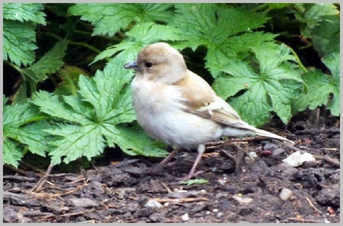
xmin=124 ymin=60 xmax=139 ymax=71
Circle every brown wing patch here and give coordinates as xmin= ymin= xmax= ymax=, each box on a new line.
xmin=173 ymin=71 xmax=216 ymax=111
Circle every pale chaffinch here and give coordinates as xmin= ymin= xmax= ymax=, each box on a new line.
xmin=124 ymin=42 xmax=293 ymax=181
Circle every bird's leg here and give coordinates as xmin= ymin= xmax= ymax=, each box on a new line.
xmin=178 ymin=144 xmax=206 ymax=181
xmin=151 ymin=148 xmax=179 ymax=173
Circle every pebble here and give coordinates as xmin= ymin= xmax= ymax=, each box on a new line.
xmin=263 ymin=142 xmax=279 ymax=151
xmin=272 ymin=148 xmax=286 ymax=156
xmin=144 ymin=199 xmax=163 ymax=209
xmin=279 ymin=188 xmax=293 ymax=200
xmin=232 ymin=194 xmax=253 ymax=204
xmin=70 ymin=198 xmax=98 ymax=207
xmin=245 ymin=152 xmax=258 ymax=164
xmin=282 ymin=151 xmax=315 ymax=167
xmin=216 ymin=212 xmax=224 ymax=218
xmin=181 ymin=213 xmax=189 ymax=221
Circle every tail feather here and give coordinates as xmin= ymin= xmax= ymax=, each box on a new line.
xmin=254 ymin=128 xmax=293 ymax=145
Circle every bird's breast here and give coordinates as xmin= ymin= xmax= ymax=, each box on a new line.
xmin=131 ymin=77 xmax=222 ymax=149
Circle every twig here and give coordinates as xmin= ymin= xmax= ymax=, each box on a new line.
xmin=31 ymin=164 xmax=54 ymax=192
xmin=27 ymin=178 xmax=89 ymax=198
xmin=161 ymin=182 xmax=172 ymax=193
xmin=323 ymin=155 xmax=340 ymax=168
xmin=4 ymin=164 xmax=31 ymax=176
xmin=154 ymin=197 xmax=209 ymax=203
xmin=20 ymin=161 xmax=47 ymax=175
xmin=287 ymin=217 xmax=322 ymax=223
xmin=306 ymin=196 xmax=323 ymax=215
xmin=294 ymin=128 xmax=340 ymax=135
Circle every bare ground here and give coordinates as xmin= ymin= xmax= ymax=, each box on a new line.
xmin=3 ymin=110 xmax=340 ymax=223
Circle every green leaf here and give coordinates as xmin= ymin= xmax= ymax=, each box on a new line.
xmin=32 ymin=91 xmax=92 ymax=125
xmin=3 ymin=3 xmax=46 ymax=24
xmin=295 ymin=3 xmax=339 ymax=57
xmin=170 ymin=4 xmax=270 ymax=77
xmin=3 ymin=3 xmax=46 ymax=67
xmin=213 ymin=43 xmax=303 ymax=126
xmin=69 ymin=3 xmax=174 ymax=36
xmin=22 ymin=40 xmax=68 ymax=84
xmin=3 ymin=20 xmax=37 ymax=67
xmin=295 ymin=52 xmax=340 ymax=116
xmin=3 ymin=99 xmax=48 ymax=167
xmin=171 ymin=4 xmax=268 ymax=48
xmin=205 ymin=32 xmax=277 ymax=77
xmin=179 ymin=178 xmax=209 ymax=185
xmin=47 ymin=124 xmax=105 ymax=165
xmin=3 ymin=139 xmax=23 ymax=168
xmin=295 ymin=3 xmax=339 ymax=28
xmin=11 ymin=40 xmax=69 ymax=104
xmin=78 ymin=58 xmax=136 ymax=123
xmin=92 ymin=22 xmax=183 ymax=64
xmin=322 ymin=52 xmax=340 ymax=82
xmin=294 ymin=68 xmax=339 ymax=116
xmin=310 ymin=15 xmax=339 ymax=57
xmin=101 ymin=124 xmax=168 ymax=157
xmin=31 ymin=57 xmax=167 ymax=164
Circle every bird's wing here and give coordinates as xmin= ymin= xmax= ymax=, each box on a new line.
xmin=174 ymin=71 xmax=293 ymax=143
xmin=174 ymin=71 xmax=244 ymax=127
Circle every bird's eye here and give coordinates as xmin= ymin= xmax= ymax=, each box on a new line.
xmin=145 ymin=62 xmax=153 ymax=68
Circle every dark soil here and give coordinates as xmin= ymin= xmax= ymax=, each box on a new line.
xmin=3 ymin=110 xmax=340 ymax=223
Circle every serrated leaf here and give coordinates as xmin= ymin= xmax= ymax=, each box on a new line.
xmin=3 ymin=101 xmax=40 ymax=126
xmin=310 ymin=15 xmax=339 ymax=57
xmin=92 ymin=22 xmax=183 ymax=64
xmin=3 ymin=3 xmax=46 ymax=24
xmin=31 ymin=91 xmax=92 ymax=124
xmin=295 ymin=3 xmax=339 ymax=57
xmin=3 ymin=20 xmax=37 ymax=67
xmin=213 ymin=43 xmax=303 ymax=126
xmin=9 ymin=121 xmax=49 ymax=156
xmin=205 ymin=32 xmax=278 ymax=77
xmin=322 ymin=52 xmax=340 ymax=82
xmin=47 ymin=124 xmax=105 ymax=165
xmin=69 ymin=3 xmax=174 ymax=36
xmin=309 ymin=52 xmax=339 ymax=116
xmin=101 ymin=124 xmax=168 ymax=157
xmin=78 ymin=59 xmax=135 ymax=123
xmin=295 ymin=3 xmax=339 ymax=28
xmin=22 ymin=40 xmax=68 ymax=84
xmin=230 ymin=81 xmax=274 ymax=127
xmin=171 ymin=4 xmax=269 ymax=48
xmin=3 ymin=100 xmax=48 ymax=167
xmin=294 ymin=69 xmax=339 ymax=116
xmin=170 ymin=4 xmax=270 ymax=77
xmin=31 ymin=58 xmax=141 ymax=164
xmin=293 ymin=52 xmax=339 ymax=116
xmin=3 ymin=139 xmax=23 ymax=168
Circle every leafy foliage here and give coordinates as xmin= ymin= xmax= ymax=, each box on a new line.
xmin=68 ymin=3 xmax=174 ymax=36
xmin=12 ymin=40 xmax=68 ymax=104
xmin=213 ymin=43 xmax=304 ymax=126
xmin=3 ymin=3 xmax=46 ymax=67
xmin=3 ymin=97 xmax=48 ymax=167
xmin=3 ymin=3 xmax=340 ymax=169
xmin=295 ymin=3 xmax=340 ymax=57
xmin=170 ymin=4 xmax=271 ymax=77
xmin=30 ymin=58 xmax=168 ymax=165
xmin=294 ymin=52 xmax=340 ymax=116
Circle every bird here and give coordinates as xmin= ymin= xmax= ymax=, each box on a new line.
xmin=124 ymin=42 xmax=294 ymax=181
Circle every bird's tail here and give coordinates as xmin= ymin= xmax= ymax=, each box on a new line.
xmin=254 ymin=128 xmax=294 ymax=145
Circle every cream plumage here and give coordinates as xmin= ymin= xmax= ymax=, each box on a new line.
xmin=124 ymin=42 xmax=293 ymax=181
